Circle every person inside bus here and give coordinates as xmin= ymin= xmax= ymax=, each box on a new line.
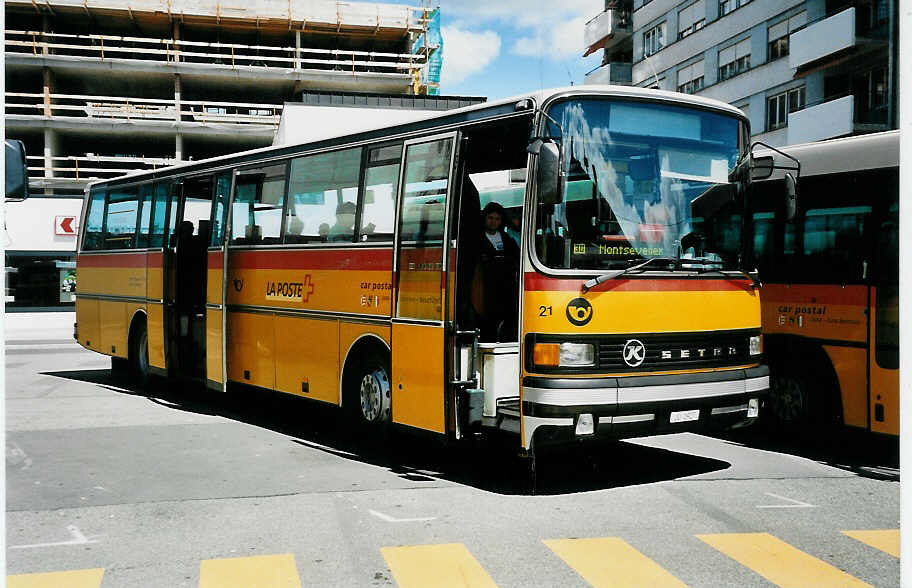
xmin=328 ymin=201 xmax=356 ymax=242
xmin=474 ymin=201 xmax=520 ymax=341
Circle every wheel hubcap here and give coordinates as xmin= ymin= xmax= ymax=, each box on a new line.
xmin=771 ymin=375 xmax=803 ymax=423
xmin=359 ymin=368 xmax=389 ymax=423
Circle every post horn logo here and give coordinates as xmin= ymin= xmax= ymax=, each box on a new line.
xmin=233 ymin=279 xmax=244 ymax=292
xmin=623 ymin=339 xmax=646 ymax=367
xmin=566 ymin=297 xmax=593 ymax=326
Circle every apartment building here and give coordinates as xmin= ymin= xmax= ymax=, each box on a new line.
xmin=583 ymin=0 xmax=897 ymax=147
xmin=4 ymin=0 xmax=452 ymax=311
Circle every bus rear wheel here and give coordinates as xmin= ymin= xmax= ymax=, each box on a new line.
xmin=130 ymin=324 xmax=150 ymax=389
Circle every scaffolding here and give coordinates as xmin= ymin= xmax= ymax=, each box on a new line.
xmin=410 ymin=4 xmax=441 ymax=95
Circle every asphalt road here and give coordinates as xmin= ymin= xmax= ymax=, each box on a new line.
xmin=6 ymin=340 xmax=900 ymax=587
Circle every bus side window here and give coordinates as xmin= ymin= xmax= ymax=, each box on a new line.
xmin=358 ymin=143 xmax=401 ymax=242
xmin=875 ymin=199 xmax=899 ymax=369
xmin=104 ymin=186 xmax=139 ymax=250
xmin=149 ymin=181 xmax=170 ymax=248
xmin=285 ymin=148 xmax=361 ymax=244
xmin=231 ymin=163 xmax=287 ymax=245
xmin=210 ymin=172 xmax=232 ymax=247
xmin=82 ymin=189 xmax=106 ymax=251
xmin=136 ymin=183 xmax=154 ymax=249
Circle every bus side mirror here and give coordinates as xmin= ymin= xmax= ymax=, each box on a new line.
xmin=532 ymin=140 xmax=563 ymax=205
xmin=784 ymin=172 xmax=798 ymax=222
xmin=5 ymin=140 xmax=29 ymax=201
xmin=750 ymin=155 xmax=774 ymax=180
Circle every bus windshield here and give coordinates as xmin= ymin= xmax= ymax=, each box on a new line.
xmin=535 ymin=98 xmax=745 ymax=272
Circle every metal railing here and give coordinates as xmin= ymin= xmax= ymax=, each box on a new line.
xmin=6 ymin=30 xmax=425 ymax=76
xmin=6 ymin=92 xmax=283 ymax=126
xmin=26 ymin=155 xmax=176 ymax=181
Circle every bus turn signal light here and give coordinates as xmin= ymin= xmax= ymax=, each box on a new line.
xmin=533 ymin=343 xmax=560 ymax=366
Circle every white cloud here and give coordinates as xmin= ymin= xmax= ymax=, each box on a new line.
xmin=440 ymin=27 xmax=502 ymax=86
xmin=440 ymin=0 xmax=600 ymax=62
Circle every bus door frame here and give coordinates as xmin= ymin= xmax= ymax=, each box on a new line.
xmin=390 ymin=131 xmax=460 ymax=436
xmin=208 ymin=170 xmax=233 ymax=392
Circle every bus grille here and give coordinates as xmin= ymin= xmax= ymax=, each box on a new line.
xmin=597 ymin=329 xmax=754 ymax=373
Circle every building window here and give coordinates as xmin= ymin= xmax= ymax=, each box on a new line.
xmin=767 ymin=11 xmax=806 ymax=61
xmin=677 ymin=60 xmax=705 ymax=94
xmin=720 ymin=0 xmax=751 ymax=16
xmin=767 ymin=86 xmax=805 ymax=131
xmin=643 ymin=22 xmax=666 ymax=57
xmin=719 ymin=38 xmax=751 ymax=81
xmin=678 ymin=1 xmax=705 ymax=39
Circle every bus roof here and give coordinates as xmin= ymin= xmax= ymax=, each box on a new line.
xmin=86 ymin=85 xmax=747 ymax=192
xmin=757 ymin=130 xmax=898 ymax=178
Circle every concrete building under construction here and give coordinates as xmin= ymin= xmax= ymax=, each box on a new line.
xmin=5 ymin=0 xmax=444 ymax=197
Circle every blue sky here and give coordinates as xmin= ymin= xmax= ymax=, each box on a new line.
xmin=432 ymin=1 xmax=605 ymax=99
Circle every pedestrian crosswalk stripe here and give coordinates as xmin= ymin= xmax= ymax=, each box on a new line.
xmin=544 ymin=537 xmax=688 ymax=588
xmin=381 ymin=543 xmax=498 ymax=588
xmin=842 ymin=530 xmax=900 ymax=558
xmin=6 ymin=568 xmax=105 ymax=588
xmin=199 ymin=553 xmax=300 ymax=588
xmin=697 ymin=532 xmax=871 ymax=588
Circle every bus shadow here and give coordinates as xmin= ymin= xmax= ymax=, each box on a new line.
xmin=712 ymin=425 xmax=899 ymax=481
xmin=42 ymin=368 xmax=732 ymax=495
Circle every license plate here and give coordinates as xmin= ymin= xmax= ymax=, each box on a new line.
xmin=670 ymin=409 xmax=700 ymax=423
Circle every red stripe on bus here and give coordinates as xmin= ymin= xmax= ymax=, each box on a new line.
xmin=760 ymin=283 xmax=868 ymax=306
xmin=207 ymin=251 xmax=224 ymax=269
xmin=523 ymin=273 xmax=753 ymax=293
xmin=228 ymin=248 xmax=393 ymax=271
xmin=77 ymin=252 xmax=149 ymax=268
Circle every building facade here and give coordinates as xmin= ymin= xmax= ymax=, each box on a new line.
xmin=4 ymin=0 xmax=449 ymax=311
xmin=584 ymin=0 xmax=897 ymax=147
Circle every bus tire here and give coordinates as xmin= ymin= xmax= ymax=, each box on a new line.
xmin=348 ymin=353 xmax=391 ymax=429
xmin=130 ymin=322 xmax=150 ymax=390
xmin=768 ymin=369 xmax=809 ymax=427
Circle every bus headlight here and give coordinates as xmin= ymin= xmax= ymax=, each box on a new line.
xmin=749 ymin=335 xmax=763 ymax=356
xmin=533 ymin=342 xmax=596 ymax=367
xmin=559 ymin=343 xmax=595 ymax=367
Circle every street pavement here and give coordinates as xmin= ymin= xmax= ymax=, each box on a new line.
xmin=4 ymin=324 xmax=900 ymax=587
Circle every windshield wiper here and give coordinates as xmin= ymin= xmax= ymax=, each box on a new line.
xmin=581 ymin=256 xmax=680 ymax=292
xmin=693 ymin=265 xmax=762 ymax=287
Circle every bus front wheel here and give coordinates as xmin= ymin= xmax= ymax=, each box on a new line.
xmin=357 ymin=361 xmax=391 ymax=426
xmin=769 ymin=371 xmax=807 ymax=426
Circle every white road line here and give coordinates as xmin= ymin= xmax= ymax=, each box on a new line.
xmin=368 ymin=509 xmax=436 ymax=523
xmin=755 ymin=492 xmax=817 ymax=509
xmin=9 ymin=525 xmax=100 ymax=549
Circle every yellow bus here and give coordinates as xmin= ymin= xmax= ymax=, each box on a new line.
xmin=75 ymin=86 xmax=770 ymax=456
xmin=750 ymin=131 xmax=898 ymax=436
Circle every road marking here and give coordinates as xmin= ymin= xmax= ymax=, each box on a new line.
xmin=544 ymin=537 xmax=687 ymax=588
xmin=199 ymin=553 xmax=300 ymax=588
xmin=697 ymin=532 xmax=871 ymax=588
xmin=369 ymin=509 xmax=435 ymax=523
xmin=9 ymin=525 xmax=99 ymax=549
xmin=7 ymin=568 xmax=104 ymax=588
xmin=842 ymin=530 xmax=900 ymax=557
xmin=381 ymin=543 xmax=497 ymax=588
xmin=755 ymin=492 xmax=817 ymax=509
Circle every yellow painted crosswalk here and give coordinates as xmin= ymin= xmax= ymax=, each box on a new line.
xmin=6 ymin=530 xmax=897 ymax=587
xmin=842 ymin=529 xmax=900 ymax=557
xmin=544 ymin=537 xmax=687 ymax=588
xmin=697 ymin=532 xmax=872 ymax=588
xmin=381 ymin=543 xmax=498 ymax=588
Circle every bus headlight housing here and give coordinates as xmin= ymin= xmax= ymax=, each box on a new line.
xmin=533 ymin=342 xmax=595 ymax=367
xmin=749 ymin=335 xmax=763 ymax=356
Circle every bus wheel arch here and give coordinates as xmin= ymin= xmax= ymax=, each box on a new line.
xmin=341 ymin=335 xmax=392 ymax=427
xmin=766 ymin=336 xmax=843 ymax=429
xmin=127 ymin=310 xmax=150 ymax=388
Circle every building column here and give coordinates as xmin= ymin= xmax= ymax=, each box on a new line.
xmin=174 ymin=73 xmax=183 ymax=161
xmin=172 ymin=20 xmax=181 ymax=63
xmin=295 ymin=30 xmax=301 ymax=70
xmin=175 ymin=133 xmax=184 ymax=162
xmin=42 ymin=67 xmax=54 ymax=117
xmin=43 ymin=128 xmax=59 ymax=183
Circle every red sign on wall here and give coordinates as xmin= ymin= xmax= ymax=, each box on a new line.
xmin=55 ymin=216 xmax=78 ymax=236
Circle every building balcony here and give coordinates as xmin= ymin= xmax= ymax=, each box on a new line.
xmin=584 ymin=62 xmax=632 ymax=85
xmin=583 ymin=8 xmax=633 ymax=56
xmin=788 ymin=94 xmax=891 ymax=145
xmin=6 ymin=92 xmax=282 ymax=136
xmin=789 ymin=8 xmax=856 ymax=70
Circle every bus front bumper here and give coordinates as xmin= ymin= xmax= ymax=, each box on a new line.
xmin=520 ymin=366 xmax=769 ymax=449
